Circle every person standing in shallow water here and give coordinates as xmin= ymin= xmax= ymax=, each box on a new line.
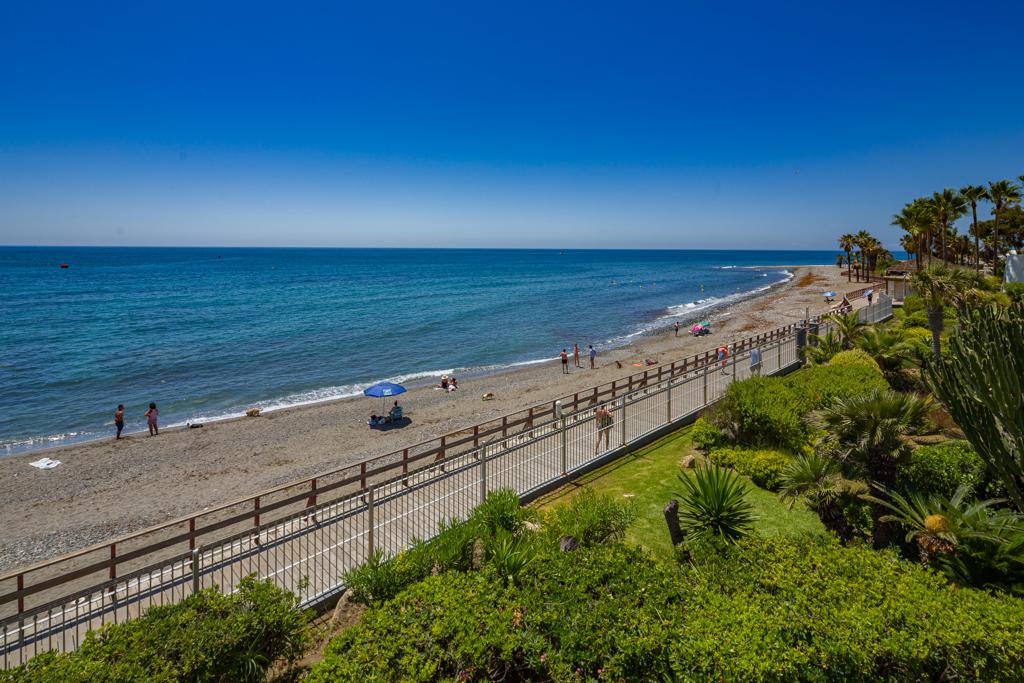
xmin=144 ymin=402 xmax=159 ymax=436
xmin=560 ymin=349 xmax=569 ymax=374
xmin=114 ymin=404 xmax=125 ymax=440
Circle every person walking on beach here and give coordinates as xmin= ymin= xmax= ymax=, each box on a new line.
xmin=560 ymin=349 xmax=569 ymax=374
xmin=589 ymin=344 xmax=596 ymax=369
xmin=717 ymin=345 xmax=729 ymax=374
xmin=114 ymin=404 xmax=125 ymax=440
xmin=750 ymin=346 xmax=762 ymax=376
xmin=673 ymin=321 xmax=680 ymax=337
xmin=573 ymin=343 xmax=581 ymax=368
xmin=144 ymin=402 xmax=159 ymax=436
xmin=595 ymin=404 xmax=614 ymax=453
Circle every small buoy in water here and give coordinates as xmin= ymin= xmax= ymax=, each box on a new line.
xmin=59 ymin=264 xmax=69 ymax=269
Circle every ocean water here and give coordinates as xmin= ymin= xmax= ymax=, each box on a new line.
xmin=0 ymin=247 xmax=842 ymax=454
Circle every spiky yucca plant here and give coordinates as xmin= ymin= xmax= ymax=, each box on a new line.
xmin=675 ymin=465 xmax=756 ymax=544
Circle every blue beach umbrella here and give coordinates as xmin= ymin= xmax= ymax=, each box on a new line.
xmin=363 ymin=381 xmax=407 ymax=398
xmin=823 ymin=291 xmax=836 ymax=298
xmin=364 ymin=381 xmax=407 ymax=415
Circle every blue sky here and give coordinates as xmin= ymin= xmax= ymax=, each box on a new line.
xmin=1 ymin=1 xmax=1022 ymax=249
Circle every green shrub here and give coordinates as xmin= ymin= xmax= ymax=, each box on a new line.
xmin=541 ymin=487 xmax=636 ymax=546
xmin=711 ymin=365 xmax=887 ymax=452
xmin=1006 ymin=281 xmax=1024 ymax=304
xmin=4 ymin=577 xmax=308 ymax=683
xmin=690 ymin=417 xmax=722 ymax=450
xmin=898 ymin=440 xmax=988 ymax=499
xmin=827 ymin=348 xmax=882 ymax=373
xmin=675 ymin=466 xmax=756 ymax=543
xmin=708 ymin=446 xmax=794 ymax=490
xmin=781 ymin=363 xmax=888 ymax=416
xmin=470 ymin=487 xmax=534 ymax=537
xmin=902 ymin=295 xmax=923 ymax=315
xmin=309 ymin=538 xmax=1024 ymax=682
xmin=711 ymin=376 xmax=807 ymax=451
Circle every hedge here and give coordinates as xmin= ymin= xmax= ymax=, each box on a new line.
xmin=827 ymin=349 xmax=881 ymax=373
xmin=1 ymin=577 xmax=308 ymax=683
xmin=898 ymin=440 xmax=1002 ymax=500
xmin=708 ymin=446 xmax=793 ymax=490
xmin=308 ymin=537 xmax=1024 ymax=682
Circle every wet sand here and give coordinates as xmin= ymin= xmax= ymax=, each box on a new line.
xmin=0 ymin=265 xmax=857 ymax=572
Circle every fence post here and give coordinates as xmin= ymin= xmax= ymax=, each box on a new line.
xmin=191 ymin=548 xmax=200 ymax=595
xmin=366 ymin=487 xmax=375 ymax=557
xmin=667 ymin=377 xmax=673 ymax=423
xmin=702 ymin=365 xmax=708 ymax=405
xmin=619 ymin=394 xmax=627 ymax=446
xmin=730 ymin=343 xmax=737 ymax=381
xmin=479 ymin=445 xmax=488 ymax=504
xmin=777 ymin=336 xmax=782 ymax=368
xmin=560 ymin=416 xmax=568 ymax=475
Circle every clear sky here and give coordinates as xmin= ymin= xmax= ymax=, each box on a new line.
xmin=2 ymin=1 xmax=1022 ymax=250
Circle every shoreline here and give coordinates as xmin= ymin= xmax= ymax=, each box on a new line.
xmin=0 ymin=265 xmax=854 ymax=572
xmin=3 ymin=268 xmax=797 ymax=459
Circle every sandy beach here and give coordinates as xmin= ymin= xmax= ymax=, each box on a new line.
xmin=0 ymin=265 xmax=858 ymax=572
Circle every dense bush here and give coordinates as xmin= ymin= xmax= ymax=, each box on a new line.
xmin=711 ymin=365 xmax=887 ymax=452
xmin=2 ymin=577 xmax=308 ymax=683
xmin=898 ymin=440 xmax=990 ymax=499
xmin=827 ymin=348 xmax=881 ymax=373
xmin=309 ymin=537 xmax=1024 ymax=682
xmin=1006 ymin=281 xmax=1024 ymax=304
xmin=541 ymin=487 xmax=636 ymax=546
xmin=689 ymin=416 xmax=722 ymax=450
xmin=902 ymin=294 xmax=923 ymax=315
xmin=708 ymin=446 xmax=793 ymax=490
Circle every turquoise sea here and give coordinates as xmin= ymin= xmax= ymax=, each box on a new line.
xmin=0 ymin=248 xmax=847 ymax=454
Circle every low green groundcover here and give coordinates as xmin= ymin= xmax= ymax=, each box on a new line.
xmin=308 ymin=537 xmax=1024 ymax=682
xmin=707 ymin=445 xmax=793 ymax=490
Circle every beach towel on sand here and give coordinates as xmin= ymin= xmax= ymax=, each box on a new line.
xmin=29 ymin=457 xmax=61 ymax=470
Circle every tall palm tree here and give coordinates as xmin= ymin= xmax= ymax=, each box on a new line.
xmin=898 ymin=233 xmax=917 ymax=263
xmin=911 ymin=264 xmax=980 ymax=361
xmin=892 ymin=204 xmax=926 ymax=269
xmin=838 ymin=233 xmax=855 ymax=282
xmin=960 ymin=185 xmax=988 ymax=271
xmin=987 ymin=179 xmax=1022 ymax=272
xmin=931 ymin=189 xmax=967 ymax=264
xmin=854 ymin=229 xmax=872 ymax=281
xmin=816 ymin=389 xmax=932 ymax=549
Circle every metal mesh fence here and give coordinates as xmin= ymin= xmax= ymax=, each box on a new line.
xmin=1 ymin=299 xmax=893 ymax=667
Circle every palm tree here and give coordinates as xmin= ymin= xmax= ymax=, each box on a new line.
xmin=830 ymin=310 xmax=867 ymax=350
xmin=961 ymin=185 xmax=988 ymax=271
xmin=911 ymin=264 xmax=979 ymax=361
xmin=779 ymin=453 xmax=868 ymax=543
xmin=893 ymin=204 xmax=927 ymax=269
xmin=931 ymin=189 xmax=967 ymax=264
xmin=816 ymin=389 xmax=932 ymax=548
xmin=854 ymin=230 xmax=872 ymax=281
xmin=805 ymin=328 xmax=843 ymax=365
xmin=838 ymin=234 xmax=855 ymax=282
xmin=987 ymin=179 xmax=1022 ymax=272
xmin=855 ymin=328 xmax=912 ymax=380
xmin=899 ymin=233 xmax=917 ymax=264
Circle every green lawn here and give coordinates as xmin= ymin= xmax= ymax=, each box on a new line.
xmin=534 ymin=425 xmax=824 ymax=558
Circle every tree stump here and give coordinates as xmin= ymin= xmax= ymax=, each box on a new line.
xmin=664 ymin=500 xmax=685 ymax=547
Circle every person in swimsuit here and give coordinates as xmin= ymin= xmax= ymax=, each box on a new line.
xmin=595 ymin=404 xmax=614 ymax=453
xmin=144 ymin=402 xmax=159 ymax=436
xmin=589 ymin=344 xmax=596 ymax=369
xmin=114 ymin=404 xmax=125 ymax=439
xmin=573 ymin=343 xmax=581 ymax=368
xmin=560 ymin=349 xmax=569 ymax=374
xmin=673 ymin=321 xmax=680 ymax=337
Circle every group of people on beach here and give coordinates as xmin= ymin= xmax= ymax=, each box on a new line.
xmin=439 ymin=375 xmax=459 ymax=392
xmin=113 ymin=402 xmax=160 ymax=439
xmin=369 ymin=400 xmax=403 ymax=427
xmin=559 ymin=343 xmax=597 ymax=373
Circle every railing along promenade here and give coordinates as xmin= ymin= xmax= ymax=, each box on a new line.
xmin=0 ymin=294 xmax=892 ymax=667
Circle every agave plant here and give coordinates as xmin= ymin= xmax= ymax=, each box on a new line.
xmin=805 ymin=328 xmax=843 ymax=365
xmin=779 ymin=452 xmax=868 ymax=543
xmin=675 ymin=465 xmax=755 ymax=544
xmin=485 ymin=528 xmax=535 ymax=586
